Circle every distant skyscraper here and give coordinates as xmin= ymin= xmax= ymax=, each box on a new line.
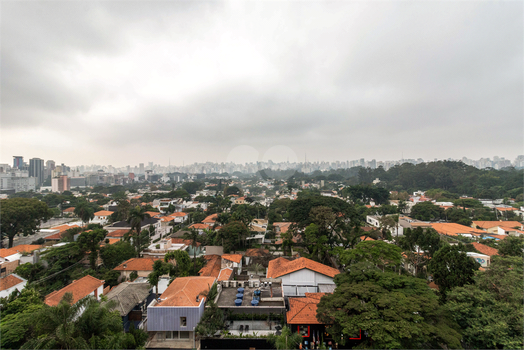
xmin=139 ymin=163 xmax=145 ymax=174
xmin=29 ymin=158 xmax=44 ymax=185
xmin=13 ymin=156 xmax=23 ymax=169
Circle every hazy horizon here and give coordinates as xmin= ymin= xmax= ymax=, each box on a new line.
xmin=2 ymin=1 xmax=522 ymax=166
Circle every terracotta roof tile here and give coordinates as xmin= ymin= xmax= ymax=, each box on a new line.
xmin=11 ymin=245 xmax=42 ymax=254
xmin=45 ymin=225 xmax=81 ymax=240
xmin=218 ymin=268 xmax=233 ymax=281
xmin=171 ymin=238 xmax=201 ymax=247
xmin=199 ymin=255 xmax=221 ymax=278
xmin=431 ymin=223 xmax=485 ymax=237
xmin=0 ymin=248 xmax=20 ymax=258
xmin=160 ymin=216 xmax=175 ymax=222
xmin=94 ymin=210 xmax=113 ymax=216
xmin=189 ymin=223 xmax=210 ymax=230
xmin=170 ymin=212 xmax=189 ymax=217
xmin=156 ymin=276 xmax=216 ymax=307
xmin=287 ymin=293 xmax=327 ymax=324
xmin=0 ymin=274 xmax=25 ymax=291
xmin=63 ymin=207 xmax=75 ymax=213
xmin=114 ymin=258 xmax=157 ymax=271
xmin=45 ymin=275 xmax=104 ymax=307
xmin=145 ymin=211 xmax=161 ymax=218
xmin=245 ymin=248 xmax=270 ymax=257
xmin=267 ymin=257 xmax=340 ymax=279
xmin=222 ymin=254 xmax=242 ymax=264
xmin=472 ymin=242 xmax=499 ymax=257
xmin=473 ymin=221 xmax=523 ymax=230
xmin=106 ymin=229 xmax=130 ymax=238
xmin=202 ymin=214 xmax=218 ymax=224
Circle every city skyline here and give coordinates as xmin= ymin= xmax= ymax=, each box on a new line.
xmin=1 ymin=1 xmax=522 ymax=166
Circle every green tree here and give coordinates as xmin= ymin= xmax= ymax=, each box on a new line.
xmin=398 ymin=227 xmax=442 ymax=277
xmin=148 ymin=260 xmax=169 ymax=299
xmin=194 ymin=284 xmax=223 ymax=338
xmin=1 ymin=198 xmax=53 ymax=248
xmin=183 ymin=228 xmax=201 ymax=270
xmin=267 ymin=325 xmax=303 ymax=350
xmin=100 ymin=240 xmax=136 ymax=269
xmin=410 ymin=202 xmax=445 ymax=221
xmin=316 ymin=264 xmax=462 ymax=349
xmin=428 ymin=244 xmax=479 ymax=301
xmin=217 ymin=221 xmax=249 ymax=253
xmin=165 ymin=250 xmax=193 ymax=277
xmin=127 ymin=206 xmax=151 ymax=257
xmin=74 ymin=201 xmax=95 ymax=227
xmin=182 ymin=181 xmax=204 ymax=195
xmin=77 ymin=228 xmax=107 ymax=270
xmin=303 ymin=223 xmax=329 ymax=263
xmin=446 ymin=256 xmax=523 ymax=349
xmin=497 ymin=235 xmax=524 ymax=257
xmin=340 ymin=240 xmax=402 ymax=272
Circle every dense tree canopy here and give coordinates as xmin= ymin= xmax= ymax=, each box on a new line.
xmin=1 ymin=198 xmax=54 ymax=248
xmin=317 ymin=264 xmax=462 ymax=349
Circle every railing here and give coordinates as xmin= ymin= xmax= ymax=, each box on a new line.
xmin=138 ymin=317 xmax=147 ymax=332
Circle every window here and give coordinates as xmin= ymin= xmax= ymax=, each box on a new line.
xmin=180 ymin=317 xmax=187 ymax=327
xmin=179 ymin=331 xmax=190 ymax=339
xmin=165 ymin=331 xmax=173 ymax=339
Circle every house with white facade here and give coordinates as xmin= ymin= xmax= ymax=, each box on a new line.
xmin=44 ymin=275 xmax=104 ymax=307
xmin=266 ymin=257 xmax=339 ymax=296
xmin=0 ymin=273 xmax=27 ymax=298
xmin=92 ymin=210 xmax=113 ymax=225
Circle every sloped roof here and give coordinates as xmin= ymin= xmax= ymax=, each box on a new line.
xmin=222 ymin=254 xmax=242 ymax=264
xmin=114 ymin=258 xmax=157 ymax=272
xmin=0 ymin=248 xmax=20 ymax=258
xmin=11 ymin=244 xmax=42 ymax=254
xmin=287 ymin=293 xmax=326 ymax=324
xmin=202 ymin=213 xmax=218 ymax=224
xmin=267 ymin=257 xmax=340 ymax=279
xmin=156 ymin=276 xmax=216 ymax=307
xmin=245 ymin=248 xmax=270 ymax=257
xmin=218 ymin=268 xmax=233 ymax=281
xmin=63 ymin=207 xmax=75 ymax=213
xmin=431 ymin=223 xmax=485 ymax=237
xmin=0 ymin=274 xmax=26 ymax=291
xmin=145 ymin=211 xmax=162 ymax=218
xmin=171 ymin=238 xmax=201 ymax=247
xmin=94 ymin=210 xmax=113 ymax=216
xmin=471 ymin=242 xmax=499 ymax=257
xmin=45 ymin=225 xmax=81 ymax=240
xmin=45 ymin=275 xmax=104 ymax=307
xmin=170 ymin=212 xmax=189 ymax=217
xmin=189 ymin=223 xmax=210 ymax=230
xmin=199 ymin=255 xmax=221 ymax=278
xmin=106 ymin=229 xmax=130 ymax=238
xmin=273 ymin=222 xmax=293 ymax=233
xmin=104 ymin=282 xmax=151 ymax=316
xmin=473 ymin=221 xmax=523 ymax=230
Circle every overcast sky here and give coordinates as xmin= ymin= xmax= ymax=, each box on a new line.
xmin=1 ymin=1 xmax=522 ymax=167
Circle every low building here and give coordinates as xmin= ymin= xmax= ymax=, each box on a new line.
xmin=104 ymin=282 xmax=153 ymax=332
xmin=114 ymin=258 xmax=157 ymax=281
xmin=0 ymin=273 xmax=27 ymax=298
xmin=287 ymin=293 xmax=334 ymax=346
xmin=45 ymin=275 xmax=104 ymax=306
xmin=146 ymin=276 xmax=216 ymax=349
xmin=92 ymin=210 xmax=113 ymax=225
xmin=266 ymin=257 xmax=339 ymax=297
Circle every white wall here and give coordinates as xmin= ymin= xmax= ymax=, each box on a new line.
xmin=280 ymin=269 xmax=334 ymax=296
xmin=0 ymin=280 xmax=26 ymax=298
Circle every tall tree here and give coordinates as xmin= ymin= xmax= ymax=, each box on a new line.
xmin=127 ymin=206 xmax=151 ymax=257
xmin=399 ymin=227 xmax=442 ymax=277
xmin=340 ymin=240 xmax=402 ymax=272
xmin=77 ymin=228 xmax=107 ymax=270
xmin=74 ymin=201 xmax=95 ymax=227
xmin=428 ymin=244 xmax=479 ymax=301
xmin=316 ymin=264 xmax=462 ymax=349
xmin=1 ymin=198 xmax=53 ymax=248
xmin=497 ymin=235 xmax=524 ymax=257
xmin=147 ymin=260 xmax=169 ymax=299
xmin=267 ymin=325 xmax=303 ymax=350
xmin=183 ymin=228 xmax=201 ymax=270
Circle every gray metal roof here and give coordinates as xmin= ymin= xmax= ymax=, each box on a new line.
xmin=104 ymin=282 xmax=152 ymax=316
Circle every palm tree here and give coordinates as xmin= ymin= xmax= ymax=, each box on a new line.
xmin=74 ymin=202 xmax=94 ymax=228
xmin=127 ymin=206 xmax=151 ymax=257
xmin=184 ymin=228 xmax=200 ymax=271
xmin=267 ymin=325 xmax=302 ymax=350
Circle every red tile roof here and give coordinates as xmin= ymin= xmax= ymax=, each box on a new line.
xmin=94 ymin=210 xmax=113 ymax=216
xmin=63 ymin=207 xmax=75 ymax=213
xmin=11 ymin=244 xmax=42 ymax=253
xmin=156 ymin=276 xmax=216 ymax=307
xmin=431 ymin=223 xmax=485 ymax=237
xmin=287 ymin=293 xmax=327 ymax=324
xmin=222 ymin=254 xmax=242 ymax=264
xmin=0 ymin=274 xmax=25 ymax=291
xmin=170 ymin=212 xmax=189 ymax=217
xmin=45 ymin=225 xmax=81 ymax=240
xmin=145 ymin=211 xmax=161 ymax=218
xmin=202 ymin=213 xmax=218 ymax=224
xmin=267 ymin=257 xmax=340 ymax=279
xmin=471 ymin=242 xmax=499 ymax=257
xmin=473 ymin=221 xmax=523 ymax=230
xmin=0 ymin=248 xmax=20 ymax=258
xmin=273 ymin=222 xmax=293 ymax=233
xmin=189 ymin=223 xmax=210 ymax=230
xmin=218 ymin=268 xmax=233 ymax=281
xmin=245 ymin=248 xmax=270 ymax=257
xmin=106 ymin=229 xmax=130 ymax=238
xmin=199 ymin=255 xmax=222 ymax=278
xmin=45 ymin=275 xmax=104 ymax=307
xmin=160 ymin=216 xmax=175 ymax=222
xmin=171 ymin=238 xmax=201 ymax=247
xmin=113 ymin=258 xmax=157 ymax=271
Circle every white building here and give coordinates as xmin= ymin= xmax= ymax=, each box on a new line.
xmin=0 ymin=274 xmax=27 ymax=298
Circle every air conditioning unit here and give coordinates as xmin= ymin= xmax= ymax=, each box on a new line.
xmin=238 ymin=281 xmax=244 ymax=288
xmin=249 ymin=280 xmax=254 ymax=288
xmin=231 ymin=281 xmax=237 ymax=288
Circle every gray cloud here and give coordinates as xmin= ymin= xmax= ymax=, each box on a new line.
xmin=1 ymin=1 xmax=522 ymax=166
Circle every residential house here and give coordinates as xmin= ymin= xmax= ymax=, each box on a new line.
xmin=472 ymin=221 xmax=523 ymax=234
xmin=146 ymin=276 xmax=216 ymax=349
xmin=267 ymin=257 xmax=339 ymax=296
xmin=286 ymin=293 xmax=336 ymax=346
xmin=45 ymin=275 xmax=104 ymax=306
xmin=234 ymin=197 xmax=246 ymax=205
xmin=92 ymin=210 xmax=113 ymax=225
xmin=169 ymin=212 xmax=189 ymax=224
xmin=0 ymin=248 xmax=22 ymax=276
xmin=471 ymin=242 xmax=499 ymax=266
xmin=466 ymin=252 xmax=491 ymax=268
xmin=0 ymin=273 xmax=27 ymax=298
xmin=222 ymin=254 xmax=243 ymax=274
xmin=104 ymin=282 xmax=153 ymax=331
xmin=202 ymin=214 xmax=218 ymax=226
xmin=105 ymin=217 xmax=161 ymax=237
xmin=114 ymin=258 xmax=157 ymax=281
xmin=188 ymin=223 xmax=210 ymax=234
xmin=431 ymin=223 xmax=486 ymax=239
xmin=142 ymin=239 xmax=188 ymax=259
xmin=44 ymin=224 xmax=81 ymax=242
xmin=171 ymin=238 xmax=204 ymax=258
xmin=12 ymin=244 xmax=43 ymax=264
xmin=106 ymin=229 xmax=131 ymax=240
